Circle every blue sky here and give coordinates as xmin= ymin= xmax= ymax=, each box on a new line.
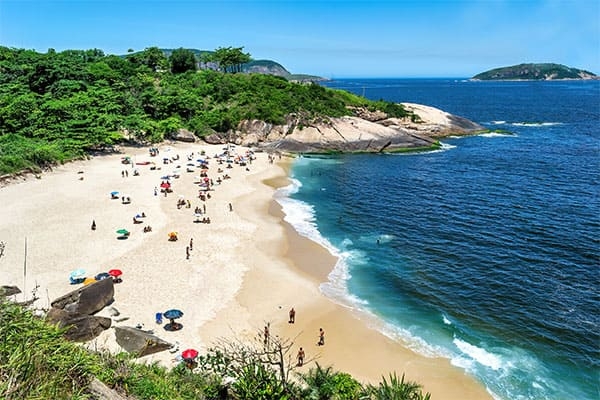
xmin=1 ymin=0 xmax=598 ymax=78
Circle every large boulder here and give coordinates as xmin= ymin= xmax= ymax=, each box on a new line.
xmin=46 ymin=308 xmax=112 ymax=342
xmin=51 ymin=278 xmax=114 ymax=315
xmin=170 ymin=128 xmax=196 ymax=143
xmin=114 ymin=326 xmax=173 ymax=357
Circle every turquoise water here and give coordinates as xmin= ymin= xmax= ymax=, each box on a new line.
xmin=276 ymin=79 xmax=600 ymax=400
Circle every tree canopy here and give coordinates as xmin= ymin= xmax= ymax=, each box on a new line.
xmin=203 ymin=46 xmax=252 ymax=73
xmin=0 ymin=45 xmax=410 ymax=174
xmin=169 ymin=48 xmax=197 ymax=73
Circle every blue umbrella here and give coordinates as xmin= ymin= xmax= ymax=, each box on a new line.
xmin=95 ymin=272 xmax=110 ymax=281
xmin=110 ymin=191 xmax=119 ymax=196
xmin=70 ymin=268 xmax=86 ymax=280
xmin=163 ymin=309 xmax=183 ymax=319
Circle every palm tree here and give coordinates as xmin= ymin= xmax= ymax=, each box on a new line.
xmin=299 ymin=363 xmax=362 ymax=400
xmin=363 ymin=373 xmax=431 ymax=400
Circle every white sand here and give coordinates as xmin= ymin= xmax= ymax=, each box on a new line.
xmin=0 ymin=142 xmax=491 ymax=399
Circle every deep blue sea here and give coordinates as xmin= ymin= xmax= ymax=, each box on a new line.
xmin=275 ymin=79 xmax=600 ymax=400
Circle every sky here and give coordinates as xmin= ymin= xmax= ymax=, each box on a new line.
xmin=0 ymin=0 xmax=598 ymax=78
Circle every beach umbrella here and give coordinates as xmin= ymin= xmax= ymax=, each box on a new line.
xmin=116 ymin=229 xmax=129 ymax=235
xmin=163 ymin=309 xmax=184 ymax=331
xmin=108 ymin=269 xmax=122 ymax=277
xmin=83 ymin=277 xmax=96 ymax=285
xmin=181 ymin=348 xmax=198 ymax=361
xmin=164 ymin=309 xmax=183 ymax=319
xmin=95 ymin=272 xmax=110 ymax=281
xmin=70 ymin=268 xmax=86 ymax=280
xmin=110 ymin=191 xmax=119 ymax=196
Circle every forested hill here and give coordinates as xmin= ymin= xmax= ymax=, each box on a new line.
xmin=0 ymin=46 xmax=407 ymax=174
xmin=472 ymin=63 xmax=597 ymax=80
xmin=130 ymin=48 xmax=324 ymax=81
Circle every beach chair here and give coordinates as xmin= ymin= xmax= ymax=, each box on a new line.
xmin=155 ymin=312 xmax=163 ymax=324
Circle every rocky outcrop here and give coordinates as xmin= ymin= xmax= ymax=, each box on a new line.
xmin=44 ymin=278 xmax=115 ymax=341
xmin=46 ymin=308 xmax=112 ymax=342
xmin=0 ymin=285 xmax=21 ymax=297
xmin=170 ymin=128 xmax=196 ymax=143
xmin=220 ymin=104 xmax=483 ymax=153
xmin=51 ymin=277 xmax=114 ymax=315
xmin=114 ymin=326 xmax=173 ymax=357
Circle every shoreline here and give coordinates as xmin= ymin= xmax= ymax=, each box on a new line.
xmin=0 ymin=143 xmax=491 ymax=399
xmin=245 ymin=161 xmax=492 ymax=400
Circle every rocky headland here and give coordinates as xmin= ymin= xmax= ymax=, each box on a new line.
xmin=199 ymin=103 xmax=483 ymax=153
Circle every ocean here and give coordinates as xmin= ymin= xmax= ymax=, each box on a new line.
xmin=275 ymin=79 xmax=600 ymax=400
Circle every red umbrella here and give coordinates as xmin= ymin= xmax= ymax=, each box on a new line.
xmin=108 ymin=269 xmax=123 ymax=277
xmin=181 ymin=348 xmax=198 ymax=360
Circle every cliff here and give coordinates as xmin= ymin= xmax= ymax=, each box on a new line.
xmin=472 ymin=63 xmax=597 ymax=80
xmin=204 ymin=103 xmax=484 ymax=153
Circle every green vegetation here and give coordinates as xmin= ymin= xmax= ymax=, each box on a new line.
xmin=0 ymin=46 xmax=411 ymax=175
xmin=0 ymin=300 xmax=432 ymax=399
xmin=472 ymin=63 xmax=597 ymax=80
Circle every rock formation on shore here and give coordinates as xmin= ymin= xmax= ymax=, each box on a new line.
xmin=204 ymin=103 xmax=483 ymax=153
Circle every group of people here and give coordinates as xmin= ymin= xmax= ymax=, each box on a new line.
xmin=286 ymin=307 xmax=326 ymax=367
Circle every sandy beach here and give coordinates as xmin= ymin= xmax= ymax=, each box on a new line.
xmin=0 ymin=142 xmax=491 ymax=399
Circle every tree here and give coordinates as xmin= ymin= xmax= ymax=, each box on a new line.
xmin=196 ymin=326 xmax=315 ymax=398
xmin=169 ymin=48 xmax=197 ymax=74
xmin=363 ymin=373 xmax=431 ymax=400
xmin=208 ymin=46 xmax=251 ymax=73
xmin=138 ymin=47 xmax=168 ymax=72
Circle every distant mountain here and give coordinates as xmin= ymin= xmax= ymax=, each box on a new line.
xmin=472 ymin=63 xmax=598 ymax=81
xmin=134 ymin=48 xmax=325 ymax=81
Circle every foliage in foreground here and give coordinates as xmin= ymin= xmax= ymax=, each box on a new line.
xmin=0 ymin=46 xmax=413 ymax=175
xmin=0 ymin=300 xmax=432 ymax=399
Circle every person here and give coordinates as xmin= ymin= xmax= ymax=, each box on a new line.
xmin=263 ymin=325 xmax=269 ymax=346
xmin=189 ymin=238 xmax=193 ymax=251
xmin=289 ymin=307 xmax=295 ymax=324
xmin=297 ymin=347 xmax=305 ymax=367
xmin=91 ymin=220 xmax=96 ymax=230
xmin=229 ymin=203 xmax=233 ymax=212
xmin=186 ymin=246 xmax=190 ymax=260
xmin=318 ymin=328 xmax=325 ymax=346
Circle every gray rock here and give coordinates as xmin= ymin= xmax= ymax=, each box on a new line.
xmin=107 ymin=306 xmax=120 ymax=317
xmin=170 ymin=128 xmax=196 ymax=143
xmin=51 ymin=278 xmax=114 ymax=315
xmin=114 ymin=326 xmax=173 ymax=357
xmin=46 ymin=308 xmax=112 ymax=342
xmin=0 ymin=285 xmax=21 ymax=297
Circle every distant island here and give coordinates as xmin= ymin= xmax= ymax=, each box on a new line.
xmin=472 ymin=63 xmax=598 ymax=81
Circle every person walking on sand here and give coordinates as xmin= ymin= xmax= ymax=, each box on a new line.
xmin=318 ymin=328 xmax=325 ymax=346
xmin=297 ymin=347 xmax=305 ymax=367
xmin=229 ymin=203 xmax=233 ymax=212
xmin=189 ymin=238 xmax=193 ymax=251
xmin=263 ymin=325 xmax=270 ymax=346
xmin=186 ymin=246 xmax=190 ymax=260
xmin=91 ymin=220 xmax=96 ymax=231
xmin=289 ymin=307 xmax=295 ymax=323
